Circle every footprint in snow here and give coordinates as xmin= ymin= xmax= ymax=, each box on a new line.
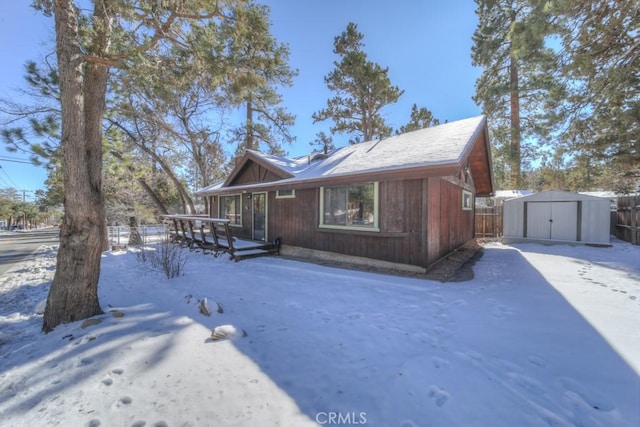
xmin=527 ymin=355 xmax=546 ymax=368
xmin=428 ymin=385 xmax=450 ymax=407
xmin=432 ymin=357 xmax=450 ymax=369
xmin=131 ymin=422 xmax=167 ymax=427
xmin=101 ymin=368 xmax=124 ymax=387
xmin=79 ymin=357 xmax=94 ymax=366
xmin=558 ymin=377 xmax=615 ymax=412
xmin=112 ymin=396 xmax=132 ymax=409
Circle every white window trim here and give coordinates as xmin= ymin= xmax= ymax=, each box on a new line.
xmin=275 ymin=189 xmax=296 ymax=199
xmin=319 ymin=182 xmax=380 ymax=232
xmin=219 ymin=193 xmax=243 ymax=226
xmin=462 ymin=190 xmax=473 ymax=211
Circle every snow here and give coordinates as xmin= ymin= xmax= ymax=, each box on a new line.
xmin=0 ymin=239 xmax=639 ymax=426
xmin=196 ymin=116 xmax=486 ymax=195
xmin=493 ymin=189 xmax=534 ymax=199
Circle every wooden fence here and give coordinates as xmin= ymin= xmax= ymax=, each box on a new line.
xmin=611 ymin=195 xmax=639 ymax=245
xmin=474 ymin=205 xmax=503 ymax=238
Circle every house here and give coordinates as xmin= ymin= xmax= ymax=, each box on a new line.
xmin=195 ymin=115 xmax=494 ymax=272
xmin=503 ymin=190 xmax=611 ymax=245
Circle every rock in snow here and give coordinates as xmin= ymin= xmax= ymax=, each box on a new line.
xmin=210 ymin=324 xmax=248 ymax=341
xmin=199 ymin=298 xmax=211 ymax=317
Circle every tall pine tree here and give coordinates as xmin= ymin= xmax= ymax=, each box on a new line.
xmin=547 ymin=0 xmax=639 ymax=192
xmin=33 ymin=0 xmax=245 ymax=332
xmin=472 ymin=0 xmax=557 ymax=189
xmin=218 ymin=2 xmax=297 ymax=155
xmin=313 ymin=22 xmax=404 ymax=144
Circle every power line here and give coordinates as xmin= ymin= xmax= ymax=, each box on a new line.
xmin=0 ymin=165 xmax=19 ymax=188
xmin=0 ymin=156 xmax=34 ymax=164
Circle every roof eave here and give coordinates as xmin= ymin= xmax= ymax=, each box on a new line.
xmin=198 ymin=162 xmax=460 ymax=196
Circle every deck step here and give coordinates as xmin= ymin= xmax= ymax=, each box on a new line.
xmin=233 ymin=247 xmax=279 ymax=261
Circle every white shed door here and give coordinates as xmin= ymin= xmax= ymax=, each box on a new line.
xmin=526 ymin=203 xmax=552 ymax=239
xmin=526 ymin=201 xmax=578 ymax=241
xmin=550 ymin=202 xmax=578 ymax=241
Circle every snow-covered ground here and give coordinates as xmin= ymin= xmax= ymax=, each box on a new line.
xmin=0 ymin=240 xmax=638 ymax=427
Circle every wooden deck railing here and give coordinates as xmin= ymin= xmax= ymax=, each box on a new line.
xmin=162 ymin=215 xmax=280 ymax=260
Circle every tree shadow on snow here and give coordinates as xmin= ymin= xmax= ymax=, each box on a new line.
xmin=0 ymin=299 xmax=185 ymax=419
xmin=220 ymin=247 xmax=640 ymax=426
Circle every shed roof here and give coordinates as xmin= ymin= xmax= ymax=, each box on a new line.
xmin=493 ymin=189 xmax=534 ymax=199
xmin=196 ymin=115 xmax=494 ymax=196
xmin=503 ymin=190 xmax=612 ymax=204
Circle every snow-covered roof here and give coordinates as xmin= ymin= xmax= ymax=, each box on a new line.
xmin=578 ymin=191 xmax=617 ymax=199
xmin=259 ymin=115 xmax=486 ymax=179
xmin=493 ymin=190 xmax=534 ymax=199
xmin=194 ymin=180 xmax=224 ymax=195
xmin=196 ymin=115 xmax=491 ymax=195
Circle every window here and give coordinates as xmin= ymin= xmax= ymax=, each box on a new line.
xmin=219 ymin=194 xmax=242 ymax=225
xmin=320 ymin=182 xmax=379 ymax=231
xmin=276 ymin=189 xmax=296 ymax=199
xmin=462 ymin=190 xmax=473 ymax=210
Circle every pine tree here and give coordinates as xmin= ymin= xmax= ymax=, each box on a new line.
xmin=309 ymin=131 xmax=335 ymax=155
xmin=396 ymin=104 xmax=440 ymax=134
xmin=472 ymin=0 xmax=557 ymax=189
xmin=218 ymin=2 xmax=297 ymax=154
xmin=313 ymin=22 xmax=404 ymax=144
xmin=547 ymin=0 xmax=639 ymax=192
xmin=34 ymin=0 xmax=246 ymax=332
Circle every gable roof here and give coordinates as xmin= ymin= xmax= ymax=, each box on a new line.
xmin=195 ymin=115 xmax=494 ymax=196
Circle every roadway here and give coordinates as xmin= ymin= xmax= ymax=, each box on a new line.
xmin=0 ymin=228 xmax=60 ymax=277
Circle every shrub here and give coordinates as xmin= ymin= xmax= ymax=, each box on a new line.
xmin=138 ymin=240 xmax=188 ymax=279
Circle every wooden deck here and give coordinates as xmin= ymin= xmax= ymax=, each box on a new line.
xmin=163 ymin=215 xmax=280 ymax=261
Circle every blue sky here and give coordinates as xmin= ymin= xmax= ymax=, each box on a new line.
xmin=0 ymin=1 xmax=482 ymax=195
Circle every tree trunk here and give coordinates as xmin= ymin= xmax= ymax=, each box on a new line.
xmin=43 ymin=0 xmax=111 ymax=332
xmin=128 ymin=216 xmax=143 ymax=245
xmin=509 ymin=10 xmax=522 ymax=189
xmin=509 ymin=56 xmax=522 ymax=189
xmin=108 ymin=120 xmax=196 ymax=213
xmin=246 ymin=97 xmax=254 ymax=151
xmin=144 ymin=149 xmax=195 ymax=214
xmin=110 ymin=150 xmax=169 ymax=215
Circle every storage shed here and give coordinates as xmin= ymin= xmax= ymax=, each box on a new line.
xmin=503 ymin=190 xmax=611 ymax=245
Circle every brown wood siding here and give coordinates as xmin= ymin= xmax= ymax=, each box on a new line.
xmin=209 ymin=177 xmax=475 ymax=268
xmin=268 ymin=188 xmax=318 ymax=244
xmin=467 ymin=130 xmax=493 ymax=196
xmin=229 ymin=162 xmax=283 ymax=186
xmin=437 ymin=179 xmax=475 ymax=259
xmin=267 ymin=179 xmax=427 ymax=267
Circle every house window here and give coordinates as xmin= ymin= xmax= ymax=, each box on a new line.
xmin=219 ymin=194 xmax=242 ymax=225
xmin=276 ymin=189 xmax=296 ymax=199
xmin=462 ymin=190 xmax=473 ymax=210
xmin=320 ymin=182 xmax=379 ymax=231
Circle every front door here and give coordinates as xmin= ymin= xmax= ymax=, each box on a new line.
xmin=252 ymin=192 xmax=267 ymax=241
